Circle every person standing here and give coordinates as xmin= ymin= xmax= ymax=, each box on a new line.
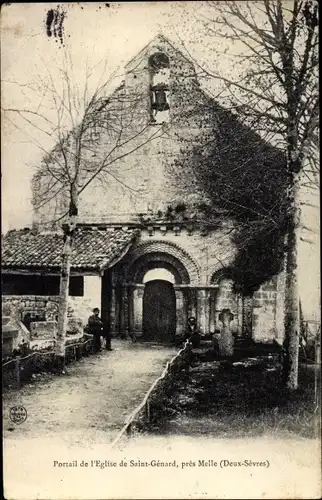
xmin=87 ymin=308 xmax=104 ymax=353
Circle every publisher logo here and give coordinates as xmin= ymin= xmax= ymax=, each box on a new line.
xmin=9 ymin=406 xmax=27 ymax=424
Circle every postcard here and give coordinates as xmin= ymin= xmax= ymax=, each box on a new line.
xmin=2 ymin=2 xmax=320 ymax=499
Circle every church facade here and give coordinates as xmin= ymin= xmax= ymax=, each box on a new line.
xmin=2 ymin=36 xmax=286 ymax=344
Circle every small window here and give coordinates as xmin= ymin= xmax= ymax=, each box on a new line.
xmin=2 ymin=274 xmax=84 ymax=296
xmin=2 ymin=274 xmax=60 ymax=295
xmin=149 ymin=52 xmax=170 ymax=124
xmin=69 ymin=276 xmax=84 ymax=296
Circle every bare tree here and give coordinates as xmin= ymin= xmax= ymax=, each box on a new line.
xmin=3 ymin=50 xmax=165 ymax=369
xmin=181 ymin=0 xmax=319 ymax=389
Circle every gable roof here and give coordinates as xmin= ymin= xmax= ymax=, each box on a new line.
xmin=2 ymin=228 xmax=138 ymax=272
xmin=124 ymin=34 xmax=194 ymax=71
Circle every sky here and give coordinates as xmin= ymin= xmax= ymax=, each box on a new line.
xmin=1 ymin=1 xmax=237 ymax=232
xmin=1 ymin=2 xmax=320 ymax=317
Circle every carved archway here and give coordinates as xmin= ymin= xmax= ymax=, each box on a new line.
xmin=114 ymin=241 xmax=200 ymax=342
xmin=128 ymin=253 xmax=189 ymax=284
xmin=210 ymin=267 xmax=235 ymax=286
xmin=125 ymin=240 xmax=200 ymax=285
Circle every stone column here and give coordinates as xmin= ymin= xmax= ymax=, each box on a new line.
xmin=120 ymin=285 xmax=129 ymax=338
xmin=188 ymin=287 xmax=197 ymax=319
xmin=209 ymin=288 xmax=218 ymax=335
xmin=109 ymin=285 xmax=117 ymax=336
xmin=174 ymin=287 xmax=185 ymax=338
xmin=128 ymin=286 xmax=134 ymax=337
xmin=197 ymin=288 xmax=210 ymax=336
xmin=132 ymin=284 xmax=145 ymax=338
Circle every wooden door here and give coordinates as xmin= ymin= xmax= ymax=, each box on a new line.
xmin=143 ymin=280 xmax=176 ymax=343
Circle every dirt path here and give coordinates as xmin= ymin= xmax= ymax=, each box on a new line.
xmin=2 ymin=340 xmax=177 ymax=447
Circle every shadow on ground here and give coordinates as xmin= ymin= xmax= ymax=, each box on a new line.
xmin=147 ymin=345 xmax=320 ymax=439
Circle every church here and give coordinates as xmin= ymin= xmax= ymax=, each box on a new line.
xmin=2 ymin=35 xmax=287 ymax=345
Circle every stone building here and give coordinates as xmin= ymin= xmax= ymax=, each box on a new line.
xmin=2 ymin=35 xmax=287 ymax=345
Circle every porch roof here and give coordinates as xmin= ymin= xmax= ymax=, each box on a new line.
xmin=2 ymin=227 xmax=139 ymax=272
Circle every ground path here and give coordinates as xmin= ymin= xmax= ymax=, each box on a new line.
xmin=3 ymin=342 xmax=321 ymax=500
xmin=3 ymin=339 xmax=177 ymax=447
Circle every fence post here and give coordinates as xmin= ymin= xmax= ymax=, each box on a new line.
xmin=15 ymin=357 xmax=21 ymax=389
xmin=76 ymin=345 xmax=81 ymax=360
xmin=126 ymin=422 xmax=132 ymax=437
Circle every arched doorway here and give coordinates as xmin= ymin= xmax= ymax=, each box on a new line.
xmin=143 ymin=279 xmax=176 ymax=342
xmin=123 ymin=241 xmax=199 ymax=342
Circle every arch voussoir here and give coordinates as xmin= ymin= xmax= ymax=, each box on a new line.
xmin=124 ymin=240 xmax=200 ymax=285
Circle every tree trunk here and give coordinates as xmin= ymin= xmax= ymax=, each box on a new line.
xmin=55 ymin=226 xmax=73 ymax=368
xmin=282 ymin=174 xmax=301 ymax=390
xmin=55 ymin=180 xmax=78 ymax=370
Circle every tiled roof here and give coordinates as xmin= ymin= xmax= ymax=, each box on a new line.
xmin=2 ymin=228 xmax=138 ymax=271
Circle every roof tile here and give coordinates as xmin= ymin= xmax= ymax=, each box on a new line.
xmin=2 ymin=228 xmax=138 ymax=271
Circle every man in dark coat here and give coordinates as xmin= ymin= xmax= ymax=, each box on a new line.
xmin=87 ymin=308 xmax=104 ymax=353
xmin=186 ymin=316 xmax=201 ymax=348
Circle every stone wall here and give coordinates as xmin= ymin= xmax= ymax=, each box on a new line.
xmin=33 ymin=37 xmax=215 ymax=226
xmin=28 ymin=36 xmax=286 ymax=344
xmin=117 ymin=227 xmax=284 ymax=340
xmin=1 ymin=292 xmax=101 ymax=330
xmin=128 ymin=225 xmax=237 ymax=285
xmin=2 ymin=295 xmax=60 ymax=322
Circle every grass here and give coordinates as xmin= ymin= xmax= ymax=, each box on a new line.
xmin=148 ymin=347 xmax=321 ymax=439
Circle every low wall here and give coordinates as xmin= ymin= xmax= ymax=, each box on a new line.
xmin=2 ymin=334 xmax=94 ymax=390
